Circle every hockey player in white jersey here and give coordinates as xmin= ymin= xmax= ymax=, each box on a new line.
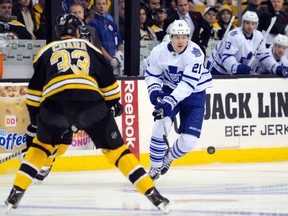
xmin=255 ymin=33 xmax=288 ymax=77
xmin=144 ymin=20 xmax=213 ymax=180
xmin=208 ymin=11 xmax=269 ymax=75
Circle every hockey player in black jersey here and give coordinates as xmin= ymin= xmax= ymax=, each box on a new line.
xmin=5 ymin=13 xmax=170 ymax=214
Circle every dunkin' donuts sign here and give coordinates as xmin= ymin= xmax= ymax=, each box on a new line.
xmin=0 ymin=85 xmax=29 ymax=153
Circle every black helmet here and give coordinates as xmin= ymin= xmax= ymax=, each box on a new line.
xmin=55 ymin=13 xmax=82 ymax=38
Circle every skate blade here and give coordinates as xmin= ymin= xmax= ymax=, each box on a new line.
xmin=6 ymin=204 xmax=13 ymax=215
xmin=157 ymin=202 xmax=170 ymax=214
xmin=33 ymin=179 xmax=43 ymax=185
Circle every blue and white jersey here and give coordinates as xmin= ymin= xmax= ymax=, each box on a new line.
xmin=210 ymin=27 xmax=269 ymax=75
xmin=145 ymin=41 xmax=212 ymax=103
xmin=254 ymin=46 xmax=288 ymax=74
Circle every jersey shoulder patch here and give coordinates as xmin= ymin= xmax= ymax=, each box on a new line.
xmin=191 ymin=47 xmax=201 ymax=57
xmin=230 ymin=30 xmax=238 ymax=37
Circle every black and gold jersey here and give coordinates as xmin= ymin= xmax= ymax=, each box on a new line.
xmin=26 ymin=38 xmax=120 ymax=124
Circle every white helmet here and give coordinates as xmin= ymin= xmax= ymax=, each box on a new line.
xmin=169 ymin=20 xmax=190 ymax=37
xmin=273 ymin=34 xmax=288 ymax=47
xmin=242 ymin=11 xmax=259 ymax=25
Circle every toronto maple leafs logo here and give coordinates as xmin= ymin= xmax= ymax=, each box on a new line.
xmin=165 ymin=65 xmax=183 ymax=83
xmin=230 ymin=30 xmax=238 ymax=36
xmin=240 ymin=52 xmax=253 ymax=64
xmin=192 ymin=47 xmax=201 ymax=57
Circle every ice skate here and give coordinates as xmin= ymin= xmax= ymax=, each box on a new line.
xmin=148 ymin=167 xmax=161 ymax=180
xmin=146 ymin=187 xmax=170 ymax=214
xmin=160 ymin=148 xmax=173 ymax=175
xmin=5 ymin=186 xmax=25 ymax=214
xmin=34 ymin=166 xmax=51 ymax=185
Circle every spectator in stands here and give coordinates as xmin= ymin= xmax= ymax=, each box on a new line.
xmin=74 ymin=0 xmax=91 ymax=20
xmin=161 ymin=0 xmax=212 ymax=54
xmin=89 ymin=0 xmax=123 ymax=56
xmin=165 ymin=0 xmax=177 ymax=17
xmin=33 ymin=0 xmax=45 ymax=39
xmin=144 ymin=0 xmax=161 ymax=26
xmin=62 ymin=0 xmax=95 ymax=13
xmin=258 ymin=0 xmax=288 ymax=47
xmin=0 ymin=0 xmax=32 ymax=39
xmin=242 ymin=0 xmax=263 ymax=13
xmin=151 ymin=7 xmax=167 ymax=41
xmin=89 ymin=0 xmax=124 ymax=75
xmin=118 ymin=0 xmax=125 ymax=39
xmin=202 ymin=6 xmax=218 ymax=40
xmin=214 ymin=4 xmax=236 ymax=40
xmin=242 ymin=0 xmax=267 ymax=18
xmin=69 ymin=3 xmax=99 ymax=47
xmin=140 ymin=6 xmax=158 ymax=41
xmin=69 ymin=3 xmax=113 ymax=63
xmin=12 ymin=0 xmax=37 ymax=39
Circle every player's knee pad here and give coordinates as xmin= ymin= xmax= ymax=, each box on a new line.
xmin=103 ymin=144 xmax=154 ymax=195
xmin=55 ymin=144 xmax=69 ymax=158
xmin=152 ymin=117 xmax=172 ymax=138
xmin=32 ymin=137 xmax=58 ymax=157
xmin=177 ymin=133 xmax=198 ymax=152
xmin=102 ymin=144 xmax=129 ymax=166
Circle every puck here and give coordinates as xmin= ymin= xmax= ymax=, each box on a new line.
xmin=207 ymin=146 xmax=215 ymax=154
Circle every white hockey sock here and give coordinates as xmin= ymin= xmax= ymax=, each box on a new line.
xmin=170 ymin=134 xmax=198 ymax=160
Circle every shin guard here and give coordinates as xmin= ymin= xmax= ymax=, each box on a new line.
xmin=14 ymin=138 xmax=57 ymax=190
xmin=103 ymin=145 xmax=155 ymax=194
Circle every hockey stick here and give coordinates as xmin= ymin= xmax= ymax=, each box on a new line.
xmin=155 ymin=97 xmax=170 ymax=148
xmin=237 ymin=0 xmax=243 ymax=24
xmin=173 ymin=116 xmax=180 ymax=134
xmin=0 ymin=148 xmax=27 ymax=164
xmin=159 ymin=109 xmax=170 ymax=148
xmin=247 ymin=16 xmax=277 ymax=66
xmin=208 ymin=16 xmax=235 ymax=71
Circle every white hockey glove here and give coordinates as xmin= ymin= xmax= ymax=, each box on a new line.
xmin=110 ymin=57 xmax=120 ymax=69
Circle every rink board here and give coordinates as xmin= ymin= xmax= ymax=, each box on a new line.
xmin=1 ymin=147 xmax=288 ymax=174
xmin=1 ymin=78 xmax=288 ymax=174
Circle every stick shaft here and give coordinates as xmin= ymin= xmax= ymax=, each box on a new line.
xmin=247 ymin=16 xmax=277 ymax=66
xmin=209 ymin=16 xmax=235 ymax=71
xmin=160 ymin=109 xmax=170 ymax=148
xmin=173 ymin=116 xmax=179 ymax=134
xmin=0 ymin=148 xmax=26 ymax=164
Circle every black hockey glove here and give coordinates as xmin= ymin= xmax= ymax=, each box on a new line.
xmin=26 ymin=124 xmax=37 ymax=148
xmin=111 ymin=101 xmax=124 ymax=117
